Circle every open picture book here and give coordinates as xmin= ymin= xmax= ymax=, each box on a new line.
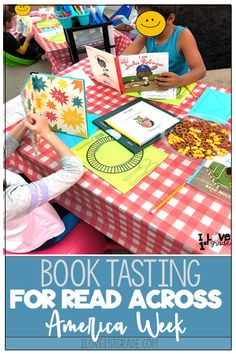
xmin=94 ymin=98 xmax=180 ymax=147
xmin=21 ymin=72 xmax=88 ymax=137
xmin=86 ymin=46 xmax=169 ymax=94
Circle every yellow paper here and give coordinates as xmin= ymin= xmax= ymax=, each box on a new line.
xmin=71 ymin=131 xmax=169 ymax=193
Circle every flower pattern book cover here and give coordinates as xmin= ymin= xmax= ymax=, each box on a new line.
xmin=21 ymin=72 xmax=88 ymax=137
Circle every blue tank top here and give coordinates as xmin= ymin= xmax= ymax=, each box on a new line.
xmin=146 ymin=26 xmax=189 ymax=76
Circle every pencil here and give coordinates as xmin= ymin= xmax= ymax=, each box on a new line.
xmin=151 ymin=182 xmax=186 ymax=214
xmin=151 ymin=161 xmax=206 ymax=214
xmin=184 ymin=85 xmax=197 ymax=99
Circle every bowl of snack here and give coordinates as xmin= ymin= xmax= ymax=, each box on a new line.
xmin=164 ymin=116 xmax=231 ymax=160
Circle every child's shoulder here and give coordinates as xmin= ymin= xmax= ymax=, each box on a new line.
xmin=178 ymin=27 xmax=197 ymax=47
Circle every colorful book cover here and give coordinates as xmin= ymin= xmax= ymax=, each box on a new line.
xmin=104 ymin=99 xmax=180 ymax=146
xmin=17 ymin=15 xmax=33 ymax=36
xmin=189 ymin=160 xmax=231 ymax=204
xmin=86 ymin=46 xmax=169 ymax=93
xmin=21 ymin=72 xmax=88 ymax=137
xmin=85 ymin=45 xmax=123 ymax=93
xmin=119 ymin=52 xmax=169 ymax=93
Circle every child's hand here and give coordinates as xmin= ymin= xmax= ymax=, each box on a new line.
xmin=16 ymin=33 xmax=24 ymax=41
xmin=155 ymin=72 xmax=181 ymax=89
xmin=25 ymin=113 xmax=53 ymax=140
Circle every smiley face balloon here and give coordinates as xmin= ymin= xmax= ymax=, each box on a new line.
xmin=15 ymin=5 xmax=31 ymax=16
xmin=136 ymin=11 xmax=166 ymax=37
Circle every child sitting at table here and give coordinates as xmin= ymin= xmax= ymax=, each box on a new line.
xmin=4 ymin=114 xmax=84 ymax=253
xmin=3 ymin=8 xmax=45 ymax=60
xmin=122 ymin=5 xmax=206 ymax=89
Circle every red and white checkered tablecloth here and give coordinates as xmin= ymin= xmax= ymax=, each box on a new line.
xmin=6 ymin=59 xmax=231 ymax=255
xmin=33 ymin=22 xmax=132 ymax=74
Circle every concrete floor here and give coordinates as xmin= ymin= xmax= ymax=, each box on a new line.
xmin=4 ymin=58 xmax=52 ymax=103
xmin=4 ymin=60 xmax=231 ymax=103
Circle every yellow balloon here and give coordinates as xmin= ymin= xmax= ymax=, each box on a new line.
xmin=136 ymin=11 xmax=166 ymax=37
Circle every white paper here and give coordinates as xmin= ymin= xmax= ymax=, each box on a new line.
xmin=64 ymin=68 xmax=95 ymax=89
xmin=105 ymin=100 xmax=179 ymax=145
xmin=141 ymin=88 xmax=177 ymax=100
xmin=5 ymin=95 xmax=26 ymax=128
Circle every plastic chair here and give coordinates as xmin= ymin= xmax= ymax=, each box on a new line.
xmin=4 ymin=219 xmax=127 ymax=255
xmin=110 ymin=5 xmax=133 ymax=26
xmin=3 ymin=51 xmax=36 ymax=67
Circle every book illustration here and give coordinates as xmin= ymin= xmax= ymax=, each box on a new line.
xmin=86 ymin=46 xmax=169 ymax=93
xmin=119 ymin=53 xmax=169 ymax=93
xmin=17 ymin=15 xmax=33 ymax=36
xmin=97 ymin=57 xmax=110 ymax=77
xmin=127 ymin=83 xmax=196 ymax=105
xmin=86 ymin=46 xmax=122 ymax=92
xmin=21 ymin=73 xmax=88 ymax=137
xmin=104 ymin=99 xmax=179 ymax=146
xmin=208 ymin=162 xmax=231 ymax=188
xmin=189 ymin=161 xmax=231 ymax=204
xmin=56 ymin=113 xmax=98 ymax=148
xmin=188 ymin=87 xmax=231 ymax=125
xmin=71 ymin=130 xmax=168 ymax=193
xmin=134 ymin=115 xmax=159 ymax=129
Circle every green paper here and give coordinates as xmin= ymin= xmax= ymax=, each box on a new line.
xmin=36 ymin=19 xmax=61 ymax=29
xmin=46 ymin=33 xmax=66 ymax=44
xmin=127 ymin=83 xmax=197 ymax=106
xmin=71 ymin=131 xmax=169 ymax=193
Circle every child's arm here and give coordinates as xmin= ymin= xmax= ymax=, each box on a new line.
xmin=122 ymin=33 xmax=146 ymax=54
xmin=156 ymin=29 xmax=206 ymax=89
xmin=15 ymin=32 xmax=34 ymax=55
xmin=6 ymin=115 xmax=84 ymax=222
xmin=5 ymin=120 xmax=28 ymax=159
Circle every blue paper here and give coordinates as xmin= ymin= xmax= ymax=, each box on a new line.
xmin=188 ymin=88 xmax=231 ymax=125
xmin=56 ymin=113 xmax=98 ymax=148
xmin=95 ymin=6 xmax=106 ymax=22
